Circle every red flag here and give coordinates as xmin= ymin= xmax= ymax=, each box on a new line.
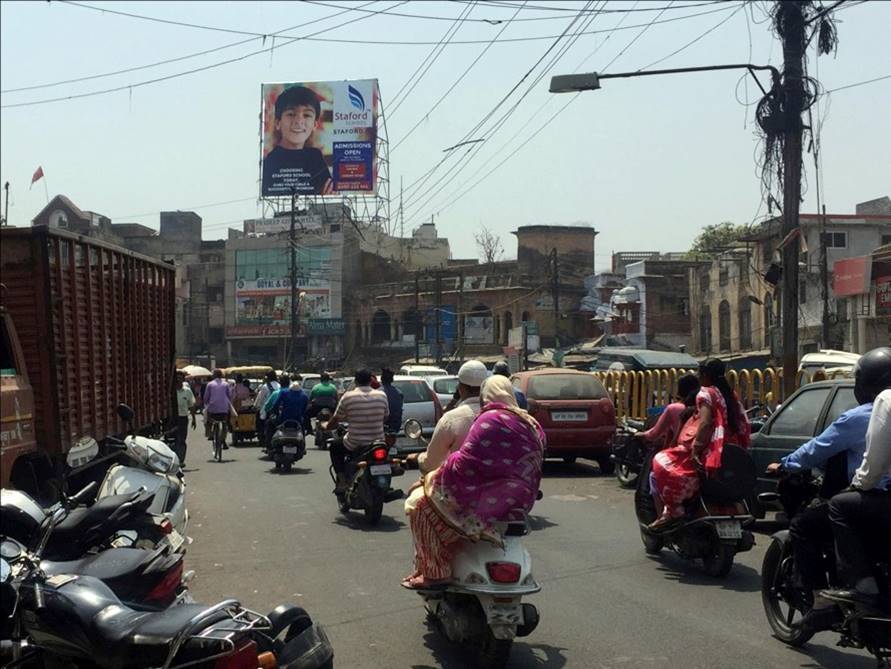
xmin=30 ymin=166 xmax=44 ymax=188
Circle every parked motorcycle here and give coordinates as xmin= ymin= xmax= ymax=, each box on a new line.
xmin=1 ymin=484 xmax=335 ymax=669
xmin=2 ymin=485 xmax=192 ymax=611
xmin=635 ymin=444 xmax=757 ymax=577
xmin=331 ymin=424 xmax=404 ymax=525
xmin=270 ymin=420 xmax=307 ymax=472
xmin=759 ymin=471 xmax=890 ymax=664
xmin=610 ymin=417 xmax=646 ymax=488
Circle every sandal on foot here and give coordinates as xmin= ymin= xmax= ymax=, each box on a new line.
xmin=401 ymin=575 xmax=450 ymax=590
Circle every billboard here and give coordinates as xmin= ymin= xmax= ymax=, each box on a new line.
xmin=832 ymin=256 xmax=872 ymax=297
xmin=260 ymin=79 xmax=378 ymax=197
xmin=235 ymin=277 xmax=331 ymax=329
xmin=244 ymin=214 xmax=322 ymax=235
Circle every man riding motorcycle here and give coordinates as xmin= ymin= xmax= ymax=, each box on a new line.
xmin=326 ymin=368 xmax=389 ymax=492
xmin=306 ymin=372 xmax=338 ymax=435
xmin=268 ymin=376 xmax=309 ymax=434
xmin=821 ymin=347 xmax=891 ymax=611
xmin=766 ymin=348 xmax=882 ymax=632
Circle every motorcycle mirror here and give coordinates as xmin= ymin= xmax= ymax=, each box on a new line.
xmin=404 ymin=419 xmax=423 ymax=440
xmin=117 ymin=403 xmax=136 ymax=423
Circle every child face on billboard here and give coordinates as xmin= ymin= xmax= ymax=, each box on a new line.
xmin=276 ymin=104 xmax=318 ymax=150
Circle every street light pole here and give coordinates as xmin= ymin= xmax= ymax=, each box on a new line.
xmin=289 ymin=188 xmax=299 ymax=371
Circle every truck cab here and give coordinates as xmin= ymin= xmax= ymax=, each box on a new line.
xmin=0 ymin=307 xmax=39 ymax=491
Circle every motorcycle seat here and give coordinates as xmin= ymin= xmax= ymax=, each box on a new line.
xmin=42 ymin=547 xmax=156 ymax=583
xmin=700 ymin=444 xmax=757 ymax=504
xmin=88 ymin=603 xmax=231 ymax=669
xmin=47 ymin=491 xmax=154 ymax=554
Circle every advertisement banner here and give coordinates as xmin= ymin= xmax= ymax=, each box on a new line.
xmin=876 ymin=275 xmax=891 ymax=316
xmin=307 ymin=318 xmax=346 ymax=335
xmin=226 ymin=325 xmax=290 ymax=338
xmin=260 ymin=79 xmax=378 ymax=197
xmin=832 ymin=256 xmax=872 ymax=297
xmin=235 ymin=277 xmax=331 ymax=327
xmin=464 ymin=315 xmax=494 ymax=344
xmin=244 ymin=214 xmax=323 ymax=235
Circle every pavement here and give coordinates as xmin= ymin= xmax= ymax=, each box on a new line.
xmin=181 ymin=427 xmax=871 ymax=669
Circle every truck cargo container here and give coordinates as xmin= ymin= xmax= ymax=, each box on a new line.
xmin=1 ymin=226 xmax=176 ymax=495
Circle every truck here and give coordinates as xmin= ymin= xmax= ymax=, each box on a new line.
xmin=1 ymin=226 xmax=177 ymax=497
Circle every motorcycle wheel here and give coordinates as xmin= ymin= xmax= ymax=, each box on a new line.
xmin=364 ymin=488 xmax=384 ymax=526
xmin=702 ymin=542 xmax=735 ymax=578
xmin=761 ymin=539 xmax=815 ymax=646
xmin=615 ymin=463 xmax=638 ymax=488
xmin=639 ymin=528 xmax=663 ymax=555
xmin=478 ymin=627 xmax=513 ymax=669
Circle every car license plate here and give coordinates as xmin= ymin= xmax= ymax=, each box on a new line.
xmin=370 ymin=464 xmax=392 ymax=475
xmin=283 ymin=446 xmax=298 ymax=454
xmin=715 ymin=520 xmax=742 ymax=540
xmin=551 ymin=411 xmax=587 ymax=422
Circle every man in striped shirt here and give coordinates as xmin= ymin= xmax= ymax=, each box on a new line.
xmin=328 ymin=368 xmax=389 ymax=491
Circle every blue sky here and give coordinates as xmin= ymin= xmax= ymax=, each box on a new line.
xmin=1 ymin=1 xmax=888 ymax=269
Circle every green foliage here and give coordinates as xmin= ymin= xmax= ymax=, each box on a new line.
xmin=686 ymin=222 xmax=749 ymax=259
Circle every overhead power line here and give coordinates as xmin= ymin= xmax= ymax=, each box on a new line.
xmin=2 ymin=2 xmax=377 ymax=93
xmin=825 ymin=73 xmax=891 ymax=92
xmin=1 ymin=1 xmax=408 ymax=109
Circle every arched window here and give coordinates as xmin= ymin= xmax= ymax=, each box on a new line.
xmin=521 ymin=310 xmax=531 ymax=323
xmin=371 ymin=310 xmax=391 ymax=344
xmin=739 ymin=300 xmax=752 ymax=350
xmin=699 ymin=305 xmax=712 ymax=353
xmin=402 ymin=307 xmax=421 ymax=341
xmin=719 ymin=300 xmax=731 ymax=352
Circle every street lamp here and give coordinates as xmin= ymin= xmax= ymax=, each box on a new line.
xmin=549 ymin=64 xmax=780 ymax=95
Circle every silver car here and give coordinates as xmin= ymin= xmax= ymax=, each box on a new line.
xmin=391 ymin=375 xmax=443 ymax=453
xmin=427 ymin=375 xmax=460 ymax=407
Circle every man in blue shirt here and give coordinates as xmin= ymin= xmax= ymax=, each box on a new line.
xmin=269 ymin=377 xmax=309 ymax=429
xmin=380 ymin=368 xmax=403 ymax=433
xmin=767 ymin=379 xmax=874 ymax=631
xmin=493 ymin=361 xmax=526 ymax=410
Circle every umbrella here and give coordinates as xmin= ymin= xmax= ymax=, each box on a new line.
xmin=182 ymin=365 xmax=212 ymax=378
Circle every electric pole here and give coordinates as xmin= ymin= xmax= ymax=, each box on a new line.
xmin=551 ymin=248 xmax=560 ymax=348
xmin=820 ymin=203 xmax=830 ymax=348
xmin=434 ymin=271 xmax=442 ymax=366
xmin=289 ymin=189 xmax=299 ymax=372
xmin=2 ymin=181 xmax=9 ymax=226
xmin=457 ymin=269 xmax=465 ymax=363
xmin=779 ymin=0 xmax=807 ymax=399
xmin=414 ymin=272 xmax=420 ymax=364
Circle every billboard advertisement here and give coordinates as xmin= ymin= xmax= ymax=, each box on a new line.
xmin=832 ymin=256 xmax=872 ymax=297
xmin=260 ymin=79 xmax=378 ymax=197
xmin=235 ymin=277 xmax=331 ymax=330
xmin=244 ymin=214 xmax=322 ymax=235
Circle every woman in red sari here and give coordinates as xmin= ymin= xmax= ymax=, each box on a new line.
xmin=648 ymin=358 xmax=750 ymax=531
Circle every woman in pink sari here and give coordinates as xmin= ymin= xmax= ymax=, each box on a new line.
xmin=649 ymin=358 xmax=751 ymax=531
xmin=403 ymin=375 xmax=546 ymax=589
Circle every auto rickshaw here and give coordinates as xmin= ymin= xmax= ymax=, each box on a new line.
xmin=224 ymin=365 xmax=274 ymax=445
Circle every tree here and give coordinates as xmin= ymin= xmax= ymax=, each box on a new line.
xmin=475 ymin=226 xmax=504 ymax=264
xmin=687 ymin=221 xmax=749 ymax=258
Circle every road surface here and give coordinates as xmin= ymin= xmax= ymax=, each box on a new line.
xmin=182 ymin=429 xmax=870 ymax=668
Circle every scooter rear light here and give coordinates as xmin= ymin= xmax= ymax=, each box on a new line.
xmin=158 ymin=518 xmax=174 ymax=535
xmin=213 ymin=639 xmax=259 ymax=669
xmin=486 ymin=561 xmax=521 ymax=584
xmin=372 ymin=447 xmax=388 ymax=461
xmin=145 ymin=559 xmax=183 ymax=604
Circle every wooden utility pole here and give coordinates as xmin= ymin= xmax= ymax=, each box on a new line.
xmin=779 ymin=0 xmax=807 ymax=398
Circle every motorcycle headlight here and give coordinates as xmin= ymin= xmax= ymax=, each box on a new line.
xmin=147 ymin=451 xmax=174 ymax=473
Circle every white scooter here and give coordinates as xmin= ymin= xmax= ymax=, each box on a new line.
xmin=89 ymin=404 xmax=188 ymax=552
xmin=402 ymin=420 xmax=541 ymax=668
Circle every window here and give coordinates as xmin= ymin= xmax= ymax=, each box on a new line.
xmin=739 ymin=303 xmax=752 ymax=350
xmin=825 ymin=232 xmax=847 ymax=248
xmin=392 ymin=380 xmax=433 ymax=403
xmin=433 ymin=378 xmax=459 ymax=395
xmin=881 ymin=233 xmax=891 ymax=246
xmin=0 ymin=318 xmax=18 ymax=377
xmin=699 ymin=305 xmax=712 ymax=352
xmin=824 ymin=387 xmax=857 ymax=425
xmin=719 ymin=266 xmax=729 ymax=287
xmin=527 ymin=374 xmax=607 ymax=400
xmin=718 ymin=300 xmax=731 ymax=352
xmin=769 ymin=387 xmax=832 ymax=437
xmin=799 ymin=278 xmax=807 ymax=304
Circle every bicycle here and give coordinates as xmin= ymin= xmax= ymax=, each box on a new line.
xmin=207 ymin=413 xmax=228 ymax=462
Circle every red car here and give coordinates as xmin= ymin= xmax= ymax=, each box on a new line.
xmin=511 ymin=369 xmax=616 ymax=472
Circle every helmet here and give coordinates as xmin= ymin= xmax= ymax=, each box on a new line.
xmin=492 ymin=361 xmax=511 ymax=378
xmin=854 ymin=346 xmax=891 ymax=404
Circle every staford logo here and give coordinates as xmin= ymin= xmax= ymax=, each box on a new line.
xmin=348 ymin=85 xmax=365 ymax=112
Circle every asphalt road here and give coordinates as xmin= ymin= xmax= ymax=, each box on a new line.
xmin=181 ymin=427 xmax=871 ymax=669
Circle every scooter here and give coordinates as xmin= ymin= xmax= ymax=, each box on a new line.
xmin=610 ymin=417 xmax=646 ymax=488
xmin=635 ymin=444 xmax=757 ymax=578
xmin=271 ymin=420 xmax=307 ymax=472
xmin=410 ymin=515 xmax=542 ymax=669
xmin=92 ymin=404 xmax=188 ymax=551
xmin=330 ymin=424 xmax=405 ymax=526
xmin=314 ymin=408 xmax=334 ymax=450
xmin=760 ymin=470 xmax=890 ymax=664
xmin=1 ymin=484 xmax=335 ymax=669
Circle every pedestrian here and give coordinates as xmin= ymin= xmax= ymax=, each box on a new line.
xmin=380 ymin=368 xmax=403 ymax=435
xmin=174 ymin=370 xmax=195 ymax=467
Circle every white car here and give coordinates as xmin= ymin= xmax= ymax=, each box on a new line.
xmin=398 ymin=364 xmax=449 ymax=380
xmin=798 ymin=350 xmax=860 ymax=379
xmin=391 ymin=375 xmax=443 ymax=453
xmin=427 ymin=375 xmax=460 ymax=407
